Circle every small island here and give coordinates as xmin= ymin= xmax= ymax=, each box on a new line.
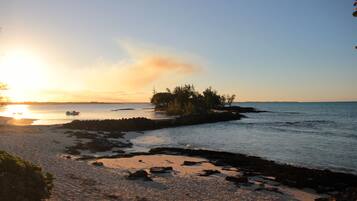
xmin=64 ymin=85 xmax=260 ymax=131
xmin=151 ymin=84 xmax=237 ymax=115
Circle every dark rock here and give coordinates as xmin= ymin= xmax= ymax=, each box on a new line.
xmin=265 ymin=187 xmax=283 ymax=194
xmin=61 ymin=154 xmax=72 ymax=159
xmin=70 ymin=139 xmax=113 ymax=153
xmin=127 ymin=170 xmax=152 ymax=181
xmin=113 ymin=150 xmax=125 ymax=154
xmin=243 ymin=171 xmax=260 ymax=176
xmin=68 ymin=131 xmax=96 ymax=139
xmin=105 ymin=194 xmax=120 ymax=199
xmin=148 ymin=147 xmax=357 ymax=194
xmin=149 ymin=167 xmax=173 ymax=174
xmin=255 ymin=187 xmax=283 ymax=194
xmin=66 ymin=137 xmax=133 ymax=154
xmin=114 ymin=141 xmax=133 ymax=148
xmin=92 ymin=161 xmax=104 ymax=166
xmin=210 ymin=159 xmax=228 ymax=166
xmin=63 ymin=113 xmax=244 ymax=132
xmin=225 ymin=175 xmax=249 ymax=184
xmin=106 ymin=131 xmax=125 ymax=138
xmin=217 ymin=106 xmax=265 ymax=113
xmin=65 ymin=147 xmax=81 ymax=155
xmin=182 ymin=161 xmax=201 ymax=166
xmin=77 ymin=155 xmax=96 ymax=160
xmin=199 ymin=169 xmax=221 ymax=176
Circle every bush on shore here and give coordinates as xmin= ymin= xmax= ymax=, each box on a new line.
xmin=0 ymin=150 xmax=53 ymax=201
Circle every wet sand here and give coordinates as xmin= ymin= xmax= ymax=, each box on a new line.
xmin=97 ymin=154 xmax=238 ymax=176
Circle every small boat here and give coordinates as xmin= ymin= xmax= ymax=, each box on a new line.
xmin=66 ymin=111 xmax=80 ymax=116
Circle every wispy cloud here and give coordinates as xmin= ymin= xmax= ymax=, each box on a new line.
xmin=85 ymin=40 xmax=201 ymax=89
xmin=41 ymin=40 xmax=202 ymax=102
xmin=119 ymin=54 xmax=198 ymax=88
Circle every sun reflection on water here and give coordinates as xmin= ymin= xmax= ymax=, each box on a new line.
xmin=1 ymin=104 xmax=30 ymax=120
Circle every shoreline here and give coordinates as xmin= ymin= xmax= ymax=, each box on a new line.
xmin=1 ymin=124 xmax=357 ymax=200
xmin=61 ymin=127 xmax=357 ymax=200
xmin=73 ymin=144 xmax=357 ymax=196
xmin=2 ymin=106 xmax=357 ymax=201
xmin=0 ymin=124 xmax=314 ymax=200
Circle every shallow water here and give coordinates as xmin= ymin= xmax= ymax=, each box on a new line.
xmin=129 ymin=102 xmax=357 ymax=174
xmin=1 ymin=102 xmax=357 ymax=174
xmin=0 ymin=103 xmax=164 ymax=125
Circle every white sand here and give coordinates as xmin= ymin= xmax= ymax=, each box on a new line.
xmin=0 ymin=124 xmax=320 ymax=201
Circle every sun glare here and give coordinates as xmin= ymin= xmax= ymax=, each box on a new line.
xmin=0 ymin=48 xmax=48 ymax=102
xmin=1 ymin=104 xmax=30 ymax=120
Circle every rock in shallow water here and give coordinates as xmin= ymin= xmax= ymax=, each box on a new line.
xmin=199 ymin=169 xmax=221 ymax=176
xmin=182 ymin=161 xmax=202 ymax=166
xmin=225 ymin=175 xmax=249 ymax=186
xmin=127 ymin=170 xmax=152 ymax=181
xmin=149 ymin=166 xmax=173 ymax=174
xmin=92 ymin=161 xmax=104 ymax=167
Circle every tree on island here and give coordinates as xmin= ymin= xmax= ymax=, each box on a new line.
xmin=225 ymin=94 xmax=236 ymax=107
xmin=151 ymin=84 xmax=235 ymax=115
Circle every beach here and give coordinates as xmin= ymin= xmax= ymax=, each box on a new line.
xmin=0 ymin=124 xmax=323 ymax=201
xmin=1 ymin=102 xmax=357 ymax=200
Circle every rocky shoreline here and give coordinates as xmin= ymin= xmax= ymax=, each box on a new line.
xmin=61 ymin=128 xmax=357 ymax=201
xmin=75 ymin=146 xmax=357 ymax=200
xmin=147 ymin=148 xmax=357 ymax=198
xmin=63 ymin=111 xmax=245 ymax=132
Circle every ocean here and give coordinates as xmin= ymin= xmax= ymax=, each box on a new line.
xmin=1 ymin=102 xmax=356 ymax=174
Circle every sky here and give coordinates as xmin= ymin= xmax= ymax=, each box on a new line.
xmin=0 ymin=0 xmax=356 ymax=102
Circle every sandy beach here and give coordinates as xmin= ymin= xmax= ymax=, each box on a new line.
xmin=0 ymin=123 xmax=323 ymax=201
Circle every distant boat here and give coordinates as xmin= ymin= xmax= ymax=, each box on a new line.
xmin=66 ymin=111 xmax=80 ymax=116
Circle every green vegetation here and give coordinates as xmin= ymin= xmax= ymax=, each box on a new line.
xmin=0 ymin=150 xmax=53 ymax=201
xmin=151 ymin=84 xmax=236 ymax=115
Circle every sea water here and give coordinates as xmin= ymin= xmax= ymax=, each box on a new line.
xmin=1 ymin=102 xmax=356 ymax=174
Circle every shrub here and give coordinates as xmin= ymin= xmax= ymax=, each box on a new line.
xmin=0 ymin=150 xmax=53 ymax=201
xmin=151 ymin=84 xmax=236 ymax=115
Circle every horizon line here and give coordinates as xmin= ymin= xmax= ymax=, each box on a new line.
xmin=1 ymin=101 xmax=357 ymax=105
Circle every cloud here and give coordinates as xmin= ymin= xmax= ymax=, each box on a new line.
xmin=41 ymin=41 xmax=201 ymax=102
xmin=120 ymin=54 xmax=198 ymax=88
xmin=86 ymin=40 xmax=201 ymax=89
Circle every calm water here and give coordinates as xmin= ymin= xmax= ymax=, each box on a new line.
xmin=0 ymin=103 xmax=165 ymax=125
xmin=1 ymin=102 xmax=357 ymax=174
xmin=129 ymin=102 xmax=357 ymax=174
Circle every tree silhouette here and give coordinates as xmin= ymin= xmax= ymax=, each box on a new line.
xmin=225 ymin=94 xmax=236 ymax=107
xmin=151 ymin=84 xmax=236 ymax=115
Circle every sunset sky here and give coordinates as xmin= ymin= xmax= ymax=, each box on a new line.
xmin=0 ymin=0 xmax=356 ymax=102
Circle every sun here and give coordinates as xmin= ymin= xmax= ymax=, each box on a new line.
xmin=0 ymin=48 xmax=48 ymax=101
